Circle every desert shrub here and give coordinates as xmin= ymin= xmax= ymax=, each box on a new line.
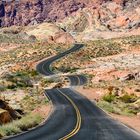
xmin=119 ymin=94 xmax=137 ymax=103
xmin=59 ymin=66 xmax=78 ymax=73
xmin=123 ymin=106 xmax=139 ymax=115
xmin=0 ymin=114 xmax=42 ymax=137
xmin=2 ymin=27 xmax=22 ymax=34
xmin=97 ymin=101 xmax=115 ymax=113
xmin=121 ymin=35 xmax=140 ymax=45
xmin=3 ymin=71 xmax=34 ymax=90
xmin=29 ymin=70 xmax=39 ymax=77
xmin=0 ymin=125 xmax=21 ymax=136
xmin=7 ymin=84 xmax=17 ymax=90
xmin=3 ymin=29 xmax=19 ymax=34
xmin=14 ymin=114 xmax=42 ymax=131
xmin=0 ymin=86 xmax=5 ymax=92
xmin=103 ymin=94 xmax=115 ymax=103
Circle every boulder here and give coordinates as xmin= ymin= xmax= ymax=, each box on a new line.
xmin=0 ymin=109 xmax=12 ymax=124
xmin=26 ymin=22 xmax=75 ymax=44
xmin=0 ymin=99 xmax=18 ymax=120
xmin=53 ymin=32 xmax=75 ymax=44
xmin=120 ymin=72 xmax=140 ymax=81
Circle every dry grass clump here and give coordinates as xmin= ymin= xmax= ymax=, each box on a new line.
xmin=0 ymin=114 xmax=42 ymax=137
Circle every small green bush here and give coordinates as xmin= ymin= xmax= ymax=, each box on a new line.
xmin=103 ymin=94 xmax=115 ymax=103
xmin=119 ymin=94 xmax=137 ymax=103
xmin=124 ymin=108 xmax=138 ymax=115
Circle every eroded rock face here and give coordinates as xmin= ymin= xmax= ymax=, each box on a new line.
xmin=0 ymin=99 xmax=17 ymax=119
xmin=0 ymin=99 xmax=18 ymax=123
xmin=0 ymin=3 xmax=5 ymax=17
xmin=0 ymin=0 xmax=85 ymax=27
xmin=0 ymin=0 xmax=137 ymax=27
xmin=59 ymin=0 xmax=140 ymax=35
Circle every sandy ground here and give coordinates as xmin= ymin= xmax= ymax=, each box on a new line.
xmin=33 ymin=104 xmax=51 ymax=119
xmin=112 ymin=114 xmax=140 ymax=133
xmin=77 ymin=28 xmax=140 ymax=41
xmin=76 ymin=87 xmax=107 ymax=101
xmin=76 ymin=87 xmax=140 ymax=133
xmin=0 ymin=43 xmax=20 ymax=52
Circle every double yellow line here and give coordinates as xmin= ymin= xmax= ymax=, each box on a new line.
xmin=57 ymin=89 xmax=81 ymax=140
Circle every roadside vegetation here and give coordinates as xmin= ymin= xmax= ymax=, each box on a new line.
xmin=0 ymin=28 xmax=71 ymax=138
xmin=98 ymin=91 xmax=140 ymax=116
xmin=87 ymin=76 xmax=140 ymax=116
xmin=0 ymin=113 xmax=42 ymax=138
xmin=0 ymin=64 xmax=54 ymax=138
xmin=0 ymin=65 xmax=56 ymax=138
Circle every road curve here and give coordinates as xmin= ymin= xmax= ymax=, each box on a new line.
xmin=36 ymin=44 xmax=84 ymax=76
xmin=5 ymin=44 xmax=140 ymax=140
xmin=67 ymin=75 xmax=87 ymax=86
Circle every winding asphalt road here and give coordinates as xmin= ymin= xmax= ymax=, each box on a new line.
xmin=5 ymin=44 xmax=140 ymax=140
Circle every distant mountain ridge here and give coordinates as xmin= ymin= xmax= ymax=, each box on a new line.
xmin=0 ymin=0 xmax=134 ymax=27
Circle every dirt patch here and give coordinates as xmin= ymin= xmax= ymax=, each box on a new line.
xmin=76 ymin=87 xmax=107 ymax=101
xmin=0 ymin=43 xmax=20 ymax=52
xmin=111 ymin=114 xmax=140 ymax=133
xmin=33 ymin=104 xmax=51 ymax=120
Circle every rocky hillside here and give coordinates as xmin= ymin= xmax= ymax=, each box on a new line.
xmin=0 ymin=0 xmax=140 ymax=27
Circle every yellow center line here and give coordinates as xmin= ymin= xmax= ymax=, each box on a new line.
xmin=57 ymin=89 xmax=81 ymax=140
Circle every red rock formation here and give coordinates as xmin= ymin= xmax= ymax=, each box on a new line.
xmin=0 ymin=0 xmax=140 ymax=29
xmin=0 ymin=0 xmax=86 ymax=27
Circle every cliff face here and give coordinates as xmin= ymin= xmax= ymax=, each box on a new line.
xmin=0 ymin=0 xmax=85 ymax=27
xmin=0 ymin=0 xmax=139 ymax=27
xmin=0 ymin=0 xmax=127 ymax=27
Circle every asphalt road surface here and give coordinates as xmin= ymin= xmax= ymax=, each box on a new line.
xmin=5 ymin=44 xmax=140 ymax=140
